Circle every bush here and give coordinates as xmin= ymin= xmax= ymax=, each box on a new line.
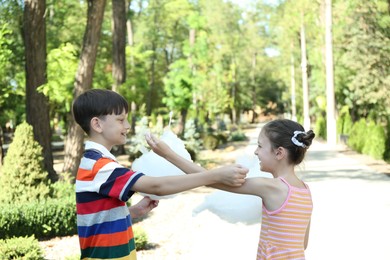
xmin=315 ymin=116 xmax=327 ymax=140
xmin=50 ymin=177 xmax=75 ymax=202
xmin=0 ymin=122 xmax=50 ymax=204
xmin=0 ymin=199 xmax=77 ymax=239
xmin=202 ymin=135 xmax=219 ymax=150
xmin=348 ymin=119 xmax=367 ymax=153
xmin=229 ymin=131 xmax=247 ymax=142
xmin=385 ymin=120 xmax=390 ymax=162
xmin=0 ymin=236 xmax=44 ymax=259
xmin=133 ymin=226 xmax=148 ymax=250
xmin=362 ymin=121 xmax=386 ymax=160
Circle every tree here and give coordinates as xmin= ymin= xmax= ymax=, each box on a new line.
xmin=0 ymin=122 xmax=50 ymax=204
xmin=62 ymin=0 xmax=107 ymax=178
xmin=325 ymin=0 xmax=336 ymax=146
xmin=112 ymin=0 xmax=127 ymax=92
xmin=24 ymin=0 xmax=57 ymax=182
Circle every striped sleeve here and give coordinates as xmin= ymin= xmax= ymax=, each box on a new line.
xmin=76 ymin=152 xmax=144 ymax=202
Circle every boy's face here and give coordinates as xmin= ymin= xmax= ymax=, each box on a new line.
xmin=95 ymin=110 xmax=130 ymax=149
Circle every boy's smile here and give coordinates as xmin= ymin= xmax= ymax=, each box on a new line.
xmin=91 ymin=110 xmax=130 ymax=150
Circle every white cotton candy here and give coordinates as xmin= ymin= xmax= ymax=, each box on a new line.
xmin=193 ymin=145 xmax=272 ymax=224
xmin=131 ymin=129 xmax=192 ymax=200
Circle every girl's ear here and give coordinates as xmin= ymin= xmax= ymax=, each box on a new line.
xmin=275 ymin=147 xmax=286 ymax=160
xmin=90 ymin=117 xmax=103 ymax=133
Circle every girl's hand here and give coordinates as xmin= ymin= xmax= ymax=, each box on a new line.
xmin=145 ymin=133 xmax=173 ymax=158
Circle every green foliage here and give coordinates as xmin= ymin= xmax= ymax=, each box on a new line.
xmin=0 ymin=199 xmax=77 ymax=239
xmin=337 ymin=106 xmax=353 ymax=136
xmin=315 ymin=116 xmax=327 ymax=140
xmin=229 ymin=131 xmax=247 ymax=142
xmin=348 ymin=118 xmax=386 ymax=160
xmin=133 ymin=226 xmax=148 ymax=250
xmin=0 ymin=122 xmax=50 ymax=204
xmin=342 ymin=113 xmax=353 ymax=135
xmin=50 ymin=175 xmax=75 ymax=202
xmin=348 ymin=119 xmax=367 ymax=153
xmin=39 ymin=43 xmax=78 ymax=114
xmin=163 ymin=59 xmax=193 ymax=112
xmin=0 ymin=236 xmax=44 ymax=260
xmin=202 ymin=134 xmax=219 ymax=150
xmin=362 ymin=121 xmax=386 ymax=160
xmin=384 ymin=120 xmax=390 ymax=161
xmin=338 ymin=0 xmax=390 ymax=120
xmin=183 ymin=119 xmax=202 ymax=160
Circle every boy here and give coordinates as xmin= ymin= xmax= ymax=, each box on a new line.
xmin=72 ymin=89 xmax=248 ymax=259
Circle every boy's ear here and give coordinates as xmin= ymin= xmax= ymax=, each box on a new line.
xmin=90 ymin=117 xmax=103 ymax=133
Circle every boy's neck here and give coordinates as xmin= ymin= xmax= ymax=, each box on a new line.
xmin=88 ymin=135 xmax=113 ymax=151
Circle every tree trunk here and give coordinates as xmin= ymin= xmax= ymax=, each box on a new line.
xmin=112 ymin=0 xmax=126 ymax=92
xmin=24 ymin=0 xmax=57 ymax=182
xmin=300 ymin=14 xmax=311 ymax=131
xmin=325 ymin=0 xmax=337 ymax=146
xmin=126 ymin=0 xmax=137 ymax=135
xmin=177 ymin=108 xmax=188 ymax=137
xmin=290 ymin=48 xmax=297 ymax=122
xmin=251 ymin=52 xmax=257 ymax=123
xmin=112 ymin=0 xmax=127 ymax=154
xmin=147 ymin=41 xmax=157 ymax=116
xmin=62 ymin=0 xmax=107 ymax=178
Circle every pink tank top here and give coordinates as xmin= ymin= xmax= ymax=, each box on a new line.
xmin=257 ymin=177 xmax=313 ymax=260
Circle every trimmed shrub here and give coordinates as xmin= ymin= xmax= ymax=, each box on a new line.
xmin=315 ymin=116 xmax=327 ymax=140
xmin=385 ymin=120 xmax=390 ymax=162
xmin=133 ymin=226 xmax=148 ymax=250
xmin=202 ymin=135 xmax=219 ymax=150
xmin=0 ymin=122 xmax=50 ymax=204
xmin=362 ymin=121 xmax=386 ymax=160
xmin=348 ymin=119 xmax=367 ymax=153
xmin=342 ymin=113 xmax=353 ymax=135
xmin=0 ymin=236 xmax=44 ymax=259
xmin=0 ymin=199 xmax=77 ymax=239
xmin=229 ymin=131 xmax=247 ymax=142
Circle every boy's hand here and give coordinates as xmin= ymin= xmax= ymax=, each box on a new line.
xmin=217 ymin=164 xmax=248 ymax=187
xmin=129 ymin=196 xmax=159 ymax=219
xmin=145 ymin=133 xmax=173 ymax=158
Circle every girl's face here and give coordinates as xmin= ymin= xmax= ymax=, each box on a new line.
xmin=254 ymin=131 xmax=277 ymax=173
xmin=98 ymin=110 xmax=130 ymax=149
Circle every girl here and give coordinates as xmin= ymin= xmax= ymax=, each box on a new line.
xmin=146 ymin=119 xmax=315 ymax=259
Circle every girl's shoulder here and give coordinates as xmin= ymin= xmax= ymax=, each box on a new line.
xmin=245 ymin=177 xmax=286 ymax=197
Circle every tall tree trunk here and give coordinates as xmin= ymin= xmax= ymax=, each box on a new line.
xmin=24 ymin=0 xmax=57 ymax=182
xmin=251 ymin=52 xmax=257 ymax=123
xmin=290 ymin=47 xmax=297 ymax=122
xmin=112 ymin=0 xmax=127 ymax=154
xmin=62 ymin=0 xmax=107 ymax=178
xmin=147 ymin=41 xmax=157 ymax=116
xmin=325 ymin=0 xmax=337 ymax=145
xmin=300 ymin=14 xmax=311 ymax=131
xmin=112 ymin=0 xmax=126 ymax=92
xmin=126 ymin=0 xmax=137 ymax=135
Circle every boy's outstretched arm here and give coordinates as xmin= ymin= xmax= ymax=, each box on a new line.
xmin=131 ymin=164 xmax=248 ymax=196
xmin=145 ymin=133 xmax=275 ymax=197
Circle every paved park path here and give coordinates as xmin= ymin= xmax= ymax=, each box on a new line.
xmin=135 ymin=124 xmax=390 ymax=260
